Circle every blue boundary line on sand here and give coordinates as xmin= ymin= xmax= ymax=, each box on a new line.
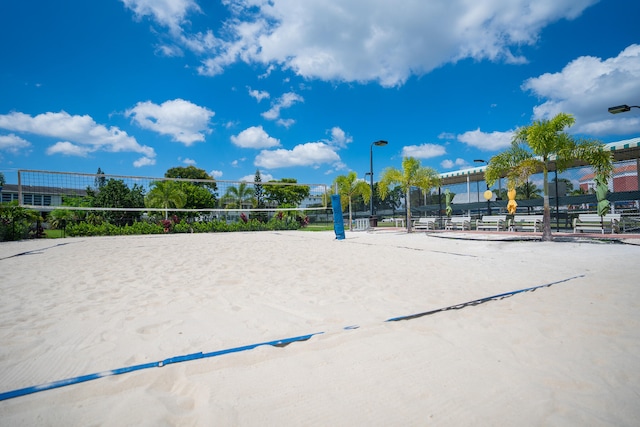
xmin=385 ymin=275 xmax=584 ymax=322
xmin=0 ymin=274 xmax=584 ymax=402
xmin=0 ymin=333 xmax=321 ymax=402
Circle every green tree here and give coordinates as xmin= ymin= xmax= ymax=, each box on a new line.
xmin=165 ymin=165 xmax=216 ymax=183
xmin=334 ymin=171 xmax=371 ymax=231
xmin=551 ymin=177 xmax=575 ymax=195
xmin=0 ymin=171 xmax=6 ymax=187
xmin=485 ymin=112 xmax=613 ymax=241
xmin=0 ymin=202 xmax=37 ymax=241
xmin=93 ymin=179 xmax=146 ymax=226
xmin=165 ymin=166 xmax=218 ymax=210
xmin=263 ymin=178 xmax=310 ymax=207
xmin=516 ymin=181 xmax=542 ymax=200
xmin=49 ymin=208 xmax=76 ymax=237
xmin=378 ymin=157 xmax=441 ymax=232
xmin=95 ymin=168 xmax=106 ymax=189
xmin=252 ymin=169 xmax=268 ymax=222
xmin=223 ymin=182 xmax=254 ymax=209
xmin=377 ymin=184 xmax=403 ymax=215
xmin=254 ymin=170 xmax=264 ymax=206
xmin=145 ymin=180 xmax=187 ymax=219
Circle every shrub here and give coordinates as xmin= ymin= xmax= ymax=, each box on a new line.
xmin=62 ymin=216 xmax=300 ymax=237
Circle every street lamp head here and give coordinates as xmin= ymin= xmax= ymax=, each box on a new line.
xmin=373 ymin=140 xmax=388 ymax=146
xmin=473 ymin=159 xmax=486 ymax=164
xmin=608 ymin=105 xmax=631 ymax=114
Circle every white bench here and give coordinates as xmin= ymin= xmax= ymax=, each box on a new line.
xmin=413 ymin=217 xmax=437 ymax=230
xmin=573 ymin=214 xmax=620 ymax=234
xmin=353 ymin=218 xmax=370 ymax=231
xmin=476 ymin=215 xmax=507 ymax=231
xmin=622 ymin=215 xmax=640 ymax=233
xmin=509 ymin=215 xmax=543 ymax=232
xmin=445 ymin=216 xmax=471 ymax=230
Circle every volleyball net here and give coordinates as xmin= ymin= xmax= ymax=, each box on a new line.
xmin=15 ymin=169 xmax=329 ymax=219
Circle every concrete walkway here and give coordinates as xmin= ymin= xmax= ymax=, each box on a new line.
xmin=371 ymin=227 xmax=640 ymax=245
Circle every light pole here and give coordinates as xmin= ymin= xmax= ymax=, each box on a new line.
xmin=609 ymin=104 xmax=640 ymax=192
xmin=370 ymin=140 xmax=388 ymax=219
xmin=474 ymin=159 xmax=491 ymax=215
xmin=608 ymin=104 xmax=640 ymax=114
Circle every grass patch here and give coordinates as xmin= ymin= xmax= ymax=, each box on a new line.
xmin=44 ymin=229 xmax=65 ymax=238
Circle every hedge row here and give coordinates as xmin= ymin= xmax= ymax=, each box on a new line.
xmin=64 ymin=218 xmax=301 ymax=237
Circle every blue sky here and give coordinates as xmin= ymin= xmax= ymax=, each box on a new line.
xmin=1 ymin=0 xmax=639 ymax=186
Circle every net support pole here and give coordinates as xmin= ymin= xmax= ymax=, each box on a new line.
xmin=331 ymin=194 xmax=345 ymax=240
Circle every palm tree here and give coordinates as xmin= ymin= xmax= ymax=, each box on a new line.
xmin=517 ymin=182 xmax=542 ymax=200
xmin=223 ymin=182 xmax=255 ymax=209
xmin=145 ymin=180 xmax=187 ymax=219
xmin=334 ymin=171 xmax=371 ymax=231
xmin=49 ymin=209 xmax=76 ymax=237
xmin=378 ymin=157 xmax=441 ymax=232
xmin=485 ymin=112 xmax=613 ymax=241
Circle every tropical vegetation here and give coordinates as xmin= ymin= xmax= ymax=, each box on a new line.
xmin=165 ymin=166 xmax=218 ymax=215
xmin=334 ymin=171 xmax=371 ymax=231
xmin=223 ymin=182 xmax=254 ymax=209
xmin=485 ymin=112 xmax=613 ymax=241
xmin=378 ymin=157 xmax=441 ymax=232
xmin=0 ymin=115 xmax=622 ymax=241
xmin=146 ymin=180 xmax=187 ymax=219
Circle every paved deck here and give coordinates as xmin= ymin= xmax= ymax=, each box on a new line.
xmin=371 ymin=227 xmax=640 ymax=245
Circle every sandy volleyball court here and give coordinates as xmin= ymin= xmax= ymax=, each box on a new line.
xmin=1 ymin=230 xmax=639 ymax=426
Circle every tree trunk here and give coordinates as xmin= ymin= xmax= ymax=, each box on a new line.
xmin=541 ymin=167 xmax=553 ymax=241
xmin=406 ymin=189 xmax=412 ymax=232
xmin=542 ymin=195 xmax=552 ymax=241
xmin=348 ymin=197 xmax=353 ymax=231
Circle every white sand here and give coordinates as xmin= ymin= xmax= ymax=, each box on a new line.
xmin=0 ymin=230 xmax=639 ymax=426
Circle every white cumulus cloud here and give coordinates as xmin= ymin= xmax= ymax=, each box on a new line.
xmin=0 ymin=111 xmax=156 ymax=167
xmin=262 ymin=92 xmax=304 ymax=122
xmin=0 ymin=133 xmax=31 ymax=154
xmin=231 ymin=126 xmax=280 ymax=148
xmin=457 ymin=128 xmax=514 ymax=151
xmin=523 ymin=44 xmax=640 ymax=135
xmin=248 ymin=87 xmax=270 ymax=102
xmin=238 ymin=171 xmax=275 ymax=182
xmin=134 ymin=0 xmax=598 ymax=87
xmin=402 ymin=143 xmax=446 ymax=159
xmin=441 ymin=158 xmax=469 ymax=169
xmin=120 ymin=0 xmax=201 ymax=33
xmin=126 ymin=98 xmax=214 ymax=146
xmin=326 ymin=127 xmax=353 ymax=148
xmin=46 ymin=141 xmax=92 ymax=157
xmin=255 ymin=142 xmax=340 ymax=169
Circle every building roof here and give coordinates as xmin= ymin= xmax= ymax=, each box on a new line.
xmin=439 ymin=136 xmax=640 ymax=186
xmin=1 ymin=184 xmax=88 ymax=196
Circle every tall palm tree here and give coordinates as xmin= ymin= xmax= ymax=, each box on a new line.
xmin=485 ymin=112 xmax=613 ymax=241
xmin=517 ymin=182 xmax=542 ymax=200
xmin=145 ymin=180 xmax=187 ymax=219
xmin=334 ymin=171 xmax=371 ymax=231
xmin=378 ymin=157 xmax=441 ymax=232
xmin=223 ymin=182 xmax=255 ymax=209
